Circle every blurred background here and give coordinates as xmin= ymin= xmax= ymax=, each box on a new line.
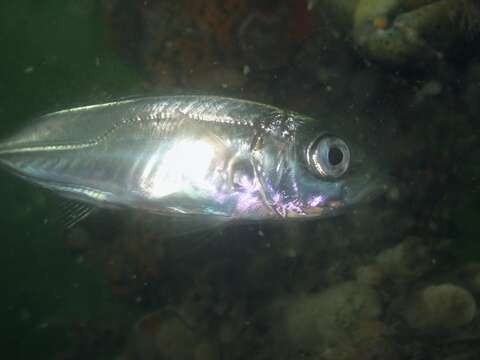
xmin=1 ymin=0 xmax=480 ymax=359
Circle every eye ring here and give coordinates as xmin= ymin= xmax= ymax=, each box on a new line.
xmin=306 ymin=134 xmax=350 ymax=179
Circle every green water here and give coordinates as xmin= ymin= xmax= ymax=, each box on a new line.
xmin=0 ymin=1 xmax=141 ymax=358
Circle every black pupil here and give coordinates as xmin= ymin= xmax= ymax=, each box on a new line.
xmin=328 ymin=146 xmax=343 ymax=166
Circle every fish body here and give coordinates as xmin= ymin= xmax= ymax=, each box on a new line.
xmin=0 ymin=96 xmax=382 ymax=220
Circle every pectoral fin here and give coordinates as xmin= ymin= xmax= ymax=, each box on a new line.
xmin=56 ymin=199 xmax=96 ymax=229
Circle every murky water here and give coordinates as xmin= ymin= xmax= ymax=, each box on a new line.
xmin=1 ymin=1 xmax=480 ymax=359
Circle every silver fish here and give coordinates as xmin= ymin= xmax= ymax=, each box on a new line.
xmin=0 ymin=96 xmax=383 ymax=222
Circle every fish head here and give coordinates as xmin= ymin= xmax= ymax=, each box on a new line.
xmin=252 ymin=114 xmax=387 ymax=219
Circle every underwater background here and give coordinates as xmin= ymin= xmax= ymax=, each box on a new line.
xmin=1 ymin=0 xmax=480 ymax=359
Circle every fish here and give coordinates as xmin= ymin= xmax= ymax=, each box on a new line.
xmin=0 ymin=96 xmax=384 ymax=226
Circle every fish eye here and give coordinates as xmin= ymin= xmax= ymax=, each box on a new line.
xmin=307 ymin=134 xmax=350 ymax=179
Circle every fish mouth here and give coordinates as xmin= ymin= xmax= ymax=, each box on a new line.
xmin=277 ymin=170 xmax=391 ymax=219
xmin=300 ymin=200 xmax=346 ymax=218
xmin=343 ymin=172 xmax=391 ymax=205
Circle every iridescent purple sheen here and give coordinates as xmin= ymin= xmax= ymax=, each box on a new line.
xmin=308 ymin=195 xmax=325 ymax=208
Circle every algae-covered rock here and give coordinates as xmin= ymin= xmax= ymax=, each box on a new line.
xmin=462 ymin=263 xmax=480 ymax=293
xmin=284 ymin=281 xmax=383 ymax=350
xmin=406 ymin=283 xmax=477 ymax=331
xmin=129 ymin=309 xmax=218 ymax=360
xmin=355 ymin=236 xmax=435 ymax=288
xmin=355 ymin=264 xmax=385 ymax=287
xmin=376 ymin=236 xmax=431 ymax=280
xmin=315 ymin=0 xmax=480 ymax=65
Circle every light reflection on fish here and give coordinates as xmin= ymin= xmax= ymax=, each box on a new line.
xmin=0 ymin=96 xmax=384 ymax=223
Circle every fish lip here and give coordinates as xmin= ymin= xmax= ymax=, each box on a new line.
xmin=298 ymin=177 xmax=390 ymax=218
xmin=301 ymin=200 xmax=346 ymax=218
xmin=342 ymin=173 xmax=392 ymax=205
